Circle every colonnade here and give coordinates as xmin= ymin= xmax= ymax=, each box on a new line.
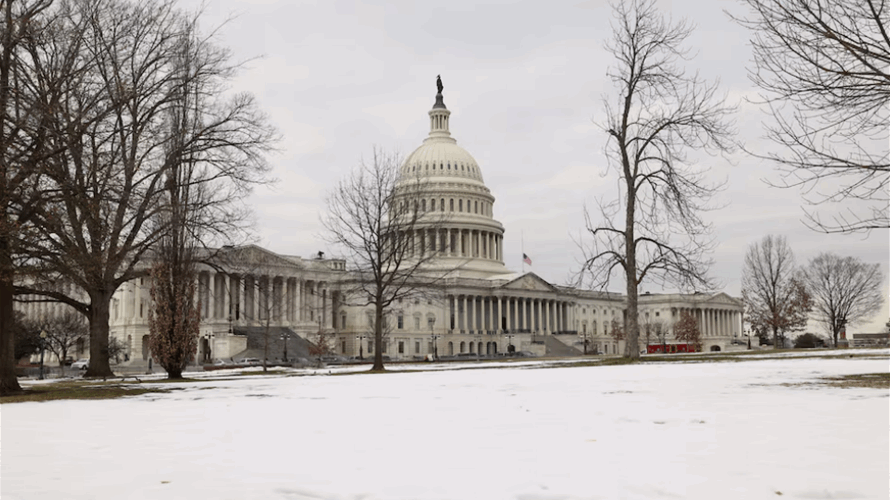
xmin=447 ymin=294 xmax=576 ymax=334
xmin=401 ymin=228 xmax=503 ymax=261
xmin=675 ymin=307 xmax=741 ymax=337
xmin=197 ymin=271 xmax=335 ymax=329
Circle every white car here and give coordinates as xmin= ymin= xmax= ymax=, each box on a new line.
xmin=71 ymin=359 xmax=89 ymax=370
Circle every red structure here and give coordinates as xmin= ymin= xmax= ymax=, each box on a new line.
xmin=646 ymin=344 xmax=699 ymax=354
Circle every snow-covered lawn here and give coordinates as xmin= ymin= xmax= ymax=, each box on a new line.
xmin=2 ymin=350 xmax=888 ymax=500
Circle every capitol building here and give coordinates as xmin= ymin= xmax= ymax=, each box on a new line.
xmin=18 ymin=87 xmax=746 ymax=365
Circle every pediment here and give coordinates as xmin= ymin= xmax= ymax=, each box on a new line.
xmin=501 ymin=273 xmax=555 ymax=293
xmin=218 ymin=244 xmax=300 ymax=269
xmin=702 ymin=292 xmax=741 ymax=305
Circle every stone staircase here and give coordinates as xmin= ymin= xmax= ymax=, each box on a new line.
xmin=542 ymin=335 xmax=583 ymax=357
xmin=230 ymin=326 xmax=316 ymax=361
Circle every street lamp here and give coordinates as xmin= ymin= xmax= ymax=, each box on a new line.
xmin=39 ymin=329 xmax=47 ymax=380
xmin=280 ymin=331 xmax=289 ymax=362
xmin=579 ymin=331 xmax=589 ymax=355
xmin=428 ymin=321 xmax=440 ymax=360
xmin=355 ymin=333 xmax=366 ymax=360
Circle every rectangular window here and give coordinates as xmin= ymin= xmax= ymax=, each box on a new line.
xmin=415 ymin=341 xmax=420 ymax=354
xmin=382 ymin=342 xmax=388 ymax=354
xmin=414 ymin=317 xmax=420 ymax=329
xmin=341 ymin=341 xmax=346 ymax=353
xmin=369 ymin=341 xmax=374 ymax=353
xmin=398 ymin=315 xmax=404 ymax=329
xmin=398 ymin=341 xmax=405 ymax=354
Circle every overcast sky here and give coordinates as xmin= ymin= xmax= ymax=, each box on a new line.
xmin=180 ymin=0 xmax=888 ymax=334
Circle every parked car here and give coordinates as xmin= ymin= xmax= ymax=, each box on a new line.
xmin=71 ymin=359 xmax=89 ymax=370
xmin=240 ymin=358 xmax=261 ymax=366
xmin=516 ymin=351 xmax=537 ymax=358
xmin=319 ymin=355 xmax=348 ymax=364
xmin=212 ymin=359 xmax=231 ymax=366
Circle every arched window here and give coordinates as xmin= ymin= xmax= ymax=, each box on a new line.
xmin=430 ymin=198 xmax=435 ymax=211
xmin=421 ymin=199 xmax=426 ymax=211
xmin=475 ymin=201 xmax=478 ymax=214
xmin=450 ymin=199 xmax=454 ymax=211
xmin=459 ymin=200 xmax=463 ymax=212
xmin=440 ymin=198 xmax=445 ymax=211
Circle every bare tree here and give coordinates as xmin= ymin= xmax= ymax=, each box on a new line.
xmin=41 ymin=309 xmax=88 ymax=375
xmin=0 ymin=0 xmax=60 ymax=395
xmin=578 ymin=0 xmax=735 ymax=360
xmin=18 ymin=0 xmax=275 ymax=377
xmin=673 ymin=310 xmax=702 ymax=351
xmin=640 ymin=316 xmax=667 ymax=351
xmin=608 ymin=318 xmax=625 ymax=342
xmin=803 ymin=252 xmax=883 ymax=346
xmin=732 ymin=0 xmax=890 ymax=233
xmin=741 ymin=235 xmax=812 ymax=348
xmin=322 ymin=148 xmax=449 ymax=372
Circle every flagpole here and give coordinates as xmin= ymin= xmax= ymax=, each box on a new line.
xmin=521 ymin=231 xmax=525 ymax=273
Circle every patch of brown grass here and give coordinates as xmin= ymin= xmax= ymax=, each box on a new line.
xmin=821 ymin=373 xmax=890 ymax=390
xmin=0 ymin=380 xmax=178 ymax=404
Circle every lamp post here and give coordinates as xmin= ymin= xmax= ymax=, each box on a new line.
xmin=281 ymin=331 xmax=289 ymax=362
xmin=355 ymin=333 xmax=366 ymax=360
xmin=39 ymin=329 xmax=47 ymax=380
xmin=429 ymin=322 xmax=440 ymax=360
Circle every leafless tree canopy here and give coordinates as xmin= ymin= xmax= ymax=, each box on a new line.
xmin=40 ymin=309 xmax=88 ymax=372
xmin=733 ymin=0 xmax=890 ymax=233
xmin=14 ymin=0 xmax=276 ymax=377
xmin=803 ymin=252 xmax=883 ymax=346
xmin=578 ymin=0 xmax=735 ymax=359
xmin=741 ymin=235 xmax=812 ymax=347
xmin=322 ymin=148 xmax=448 ymax=371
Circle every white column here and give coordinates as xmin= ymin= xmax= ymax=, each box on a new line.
xmin=496 ymin=297 xmax=502 ymax=333
xmin=252 ymin=276 xmax=260 ymax=323
xmin=208 ymin=273 xmax=217 ymax=320
xmin=133 ymin=279 xmax=141 ymax=321
xmin=543 ymin=300 xmax=550 ymax=333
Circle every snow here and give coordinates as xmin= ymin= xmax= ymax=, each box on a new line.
xmin=3 ymin=350 xmax=888 ymax=500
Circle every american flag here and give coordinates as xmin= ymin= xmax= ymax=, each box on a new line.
xmin=522 ymin=253 xmax=532 ymax=265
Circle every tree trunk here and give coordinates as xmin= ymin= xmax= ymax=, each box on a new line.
xmin=772 ymin=325 xmax=780 ymax=350
xmin=371 ymin=302 xmax=384 ymax=371
xmin=624 ymin=176 xmax=640 ymax=360
xmin=0 ymin=2 xmax=21 ymax=396
xmin=0 ymin=267 xmax=22 ymax=395
xmin=84 ymin=292 xmax=115 ymax=378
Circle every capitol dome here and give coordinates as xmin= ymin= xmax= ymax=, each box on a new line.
xmin=394 ymin=83 xmax=509 ymax=278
